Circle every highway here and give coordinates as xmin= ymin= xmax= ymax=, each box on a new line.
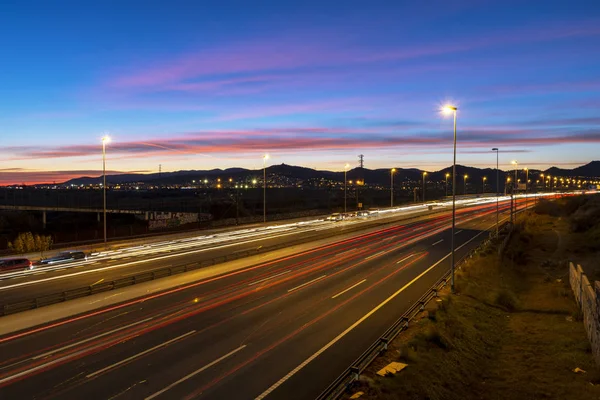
xmin=0 ymin=197 xmax=512 ymax=306
xmin=0 ymin=199 xmax=520 ymax=399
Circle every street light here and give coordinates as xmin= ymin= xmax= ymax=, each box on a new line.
xmin=511 ymin=160 xmax=518 ymax=216
xmin=263 ymin=154 xmax=269 ymax=223
xmin=445 ymin=172 xmax=450 ymax=197
xmin=511 ymin=160 xmax=518 ymax=189
xmin=524 ymin=167 xmax=529 ymax=209
xmin=541 ymin=173 xmax=545 ymax=190
xmin=492 ymin=148 xmax=499 ymax=236
xmin=391 ymin=168 xmax=396 ymax=208
xmin=344 ymin=163 xmax=350 ymax=213
xmin=482 ymin=176 xmax=487 ymax=193
xmin=442 ymin=104 xmax=458 ymax=293
xmin=101 ymin=135 xmax=110 ymax=247
xmin=463 ymin=174 xmax=468 ymax=195
xmin=422 ymin=171 xmax=427 ymax=202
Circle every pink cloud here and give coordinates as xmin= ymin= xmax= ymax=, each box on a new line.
xmin=105 ymin=18 xmax=600 ymax=94
xmin=5 ymin=127 xmax=599 ymax=163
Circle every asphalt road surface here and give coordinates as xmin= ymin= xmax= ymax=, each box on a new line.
xmin=0 ymin=198 xmax=512 ymax=306
xmin=0 ymin=200 xmax=519 ymax=399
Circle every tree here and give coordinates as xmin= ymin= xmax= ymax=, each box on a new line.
xmin=8 ymin=232 xmax=53 ymax=254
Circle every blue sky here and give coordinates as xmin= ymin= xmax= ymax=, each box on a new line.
xmin=0 ymin=0 xmax=599 ymax=184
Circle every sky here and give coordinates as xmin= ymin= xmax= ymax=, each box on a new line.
xmin=1 ymin=0 xmax=599 ymax=185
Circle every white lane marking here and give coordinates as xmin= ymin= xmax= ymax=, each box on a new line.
xmin=365 ymin=251 xmax=385 ymax=260
xmin=0 ymin=230 xmax=305 ymax=292
xmin=287 ymin=275 xmax=327 ymax=293
xmin=331 ymin=279 xmax=366 ymax=299
xmin=145 ymin=345 xmax=246 ymax=400
xmin=455 ymin=230 xmax=463 ymax=235
xmin=255 ymin=227 xmax=490 ymax=400
xmin=248 ymin=270 xmax=291 ymax=286
xmin=32 ymin=317 xmax=154 ymax=360
xmin=396 ymin=254 xmax=415 ymax=264
xmin=431 ymin=239 xmax=444 ymax=246
xmin=86 ymin=330 xmax=196 ymax=378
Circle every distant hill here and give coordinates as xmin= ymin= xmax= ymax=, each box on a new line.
xmin=53 ymin=161 xmax=600 ymax=187
xmin=543 ymin=161 xmax=600 ymax=178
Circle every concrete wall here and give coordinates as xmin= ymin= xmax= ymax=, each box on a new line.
xmin=569 ymin=262 xmax=600 ymax=365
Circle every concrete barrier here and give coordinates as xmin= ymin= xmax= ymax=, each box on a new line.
xmin=569 ymin=262 xmax=600 ymax=365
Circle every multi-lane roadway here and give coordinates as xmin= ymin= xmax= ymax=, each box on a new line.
xmin=0 ymin=198 xmax=525 ymax=400
xmin=0 ymin=198 xmax=501 ymax=306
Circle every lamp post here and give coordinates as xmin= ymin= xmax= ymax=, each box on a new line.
xmin=422 ymin=171 xmax=427 ymax=202
xmin=482 ymin=176 xmax=487 ymax=193
xmin=492 ymin=148 xmax=499 ymax=236
xmin=445 ymin=172 xmax=450 ymax=197
xmin=541 ymin=173 xmax=545 ymax=191
xmin=463 ymin=174 xmax=468 ymax=195
xmin=101 ymin=135 xmax=110 ymax=247
xmin=511 ymin=160 xmax=518 ymax=215
xmin=524 ymin=167 xmax=529 ymax=209
xmin=263 ymin=154 xmax=269 ymax=223
xmin=391 ymin=168 xmax=396 ymax=208
xmin=344 ymin=163 xmax=350 ymax=213
xmin=442 ymin=105 xmax=457 ymax=294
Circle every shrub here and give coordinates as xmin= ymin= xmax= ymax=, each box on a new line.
xmin=8 ymin=232 xmax=53 ymax=254
xmin=495 ymin=288 xmax=519 ymax=311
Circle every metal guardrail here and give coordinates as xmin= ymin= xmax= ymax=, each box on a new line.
xmin=0 ymin=209 xmax=448 ymax=317
xmin=316 ymin=225 xmax=507 ymax=400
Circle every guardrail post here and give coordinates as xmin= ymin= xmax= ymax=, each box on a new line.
xmin=419 ymin=301 xmax=425 ymax=311
xmin=380 ymin=337 xmax=389 ymax=350
xmin=401 ymin=316 xmax=409 ymax=328
xmin=433 ymin=288 xmax=438 ymax=297
xmin=350 ymin=366 xmax=360 ymax=381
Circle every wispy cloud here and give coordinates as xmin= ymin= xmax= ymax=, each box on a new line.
xmin=102 ymin=18 xmax=600 ymax=97
xmin=5 ymin=126 xmax=599 ymax=162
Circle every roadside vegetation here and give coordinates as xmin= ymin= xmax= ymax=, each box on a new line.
xmin=8 ymin=232 xmax=53 ymax=254
xmin=348 ymin=194 xmax=600 ymax=400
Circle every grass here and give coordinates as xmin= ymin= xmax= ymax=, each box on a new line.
xmin=348 ymin=195 xmax=600 ymax=400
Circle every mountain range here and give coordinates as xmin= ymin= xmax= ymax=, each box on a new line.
xmin=57 ymin=161 xmax=600 ymax=187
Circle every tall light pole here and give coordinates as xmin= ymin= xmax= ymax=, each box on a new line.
xmin=391 ymin=168 xmax=396 ymax=208
xmin=524 ymin=167 xmax=529 ymax=209
xmin=263 ymin=154 xmax=269 ymax=223
xmin=511 ymin=160 xmax=518 ymax=216
xmin=443 ymin=105 xmax=457 ymax=294
xmin=463 ymin=174 xmax=468 ymax=195
xmin=541 ymin=173 xmax=545 ymax=191
xmin=482 ymin=176 xmax=487 ymax=193
xmin=492 ymin=148 xmax=499 ymax=236
xmin=101 ymin=135 xmax=110 ymax=247
xmin=344 ymin=163 xmax=350 ymax=213
xmin=422 ymin=171 xmax=427 ymax=202
xmin=445 ymin=172 xmax=450 ymax=197
xmin=511 ymin=160 xmax=518 ymax=188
